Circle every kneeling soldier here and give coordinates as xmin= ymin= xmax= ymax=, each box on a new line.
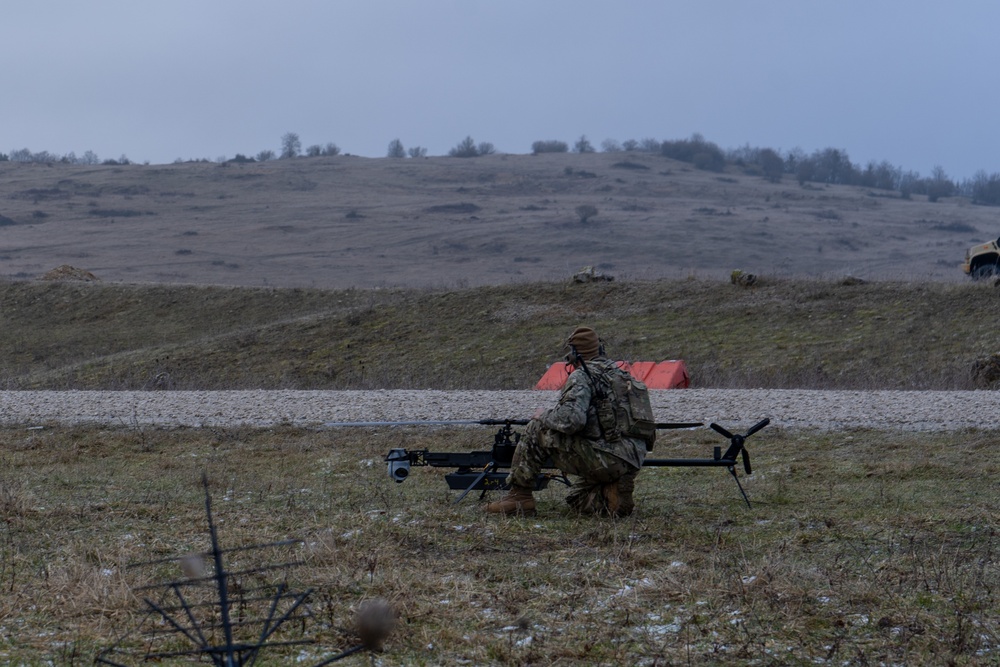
xmin=485 ymin=326 xmax=647 ymax=517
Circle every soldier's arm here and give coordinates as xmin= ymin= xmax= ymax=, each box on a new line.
xmin=538 ymin=372 xmax=592 ymax=434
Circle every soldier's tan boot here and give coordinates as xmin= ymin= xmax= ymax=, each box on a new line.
xmin=601 ymin=482 xmax=621 ymax=516
xmin=612 ymin=472 xmax=637 ymax=517
xmin=485 ymin=486 xmax=536 ymax=516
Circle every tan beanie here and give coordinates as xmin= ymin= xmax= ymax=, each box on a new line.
xmin=565 ymin=326 xmax=601 ymax=360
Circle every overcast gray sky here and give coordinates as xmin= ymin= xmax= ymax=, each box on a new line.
xmin=4 ymin=1 xmax=998 ymax=179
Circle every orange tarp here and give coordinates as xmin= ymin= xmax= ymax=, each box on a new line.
xmin=534 ymin=360 xmax=690 ymax=390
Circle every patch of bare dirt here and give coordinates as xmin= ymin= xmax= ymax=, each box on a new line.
xmin=38 ymin=264 xmax=100 ymax=281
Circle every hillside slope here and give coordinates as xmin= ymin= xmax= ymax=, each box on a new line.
xmin=3 ymin=278 xmax=998 ymax=391
xmin=0 ymin=152 xmax=991 ymax=288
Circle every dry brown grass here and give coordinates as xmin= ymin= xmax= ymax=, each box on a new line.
xmin=0 ymin=424 xmax=996 ymax=664
xmin=0 ymin=152 xmax=990 ymax=290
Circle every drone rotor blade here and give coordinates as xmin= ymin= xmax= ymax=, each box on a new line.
xmin=655 ymin=422 xmax=704 ymax=430
xmin=741 ymin=448 xmax=751 ymax=475
xmin=709 ymin=423 xmax=734 ymax=439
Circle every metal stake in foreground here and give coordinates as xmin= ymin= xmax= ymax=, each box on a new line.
xmin=96 ymin=474 xmax=392 ymax=666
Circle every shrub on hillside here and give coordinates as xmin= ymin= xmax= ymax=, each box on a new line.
xmin=574 ymin=135 xmax=595 ymax=153
xmin=387 ymin=139 xmax=405 ymax=158
xmin=759 ymin=148 xmax=784 ymax=183
xmin=450 ymin=136 xmax=477 ymax=157
xmin=449 ymin=136 xmax=480 ymax=158
xmin=968 ymin=170 xmax=1000 ymax=205
xmin=662 ymin=134 xmax=725 ymax=172
xmin=639 ymin=138 xmax=662 ymax=153
xmin=531 ymin=140 xmax=568 ymax=154
xmin=575 ymin=204 xmax=598 ymax=223
xmin=858 ymin=160 xmax=901 ymax=191
xmin=925 ymin=181 xmax=953 ymax=203
xmin=808 ymin=148 xmax=855 ymax=185
xmin=280 ymin=132 xmax=301 ymax=159
xmin=612 ymin=161 xmax=650 ymax=170
xmin=693 ymin=149 xmax=725 ymax=172
xmin=925 ymin=166 xmax=955 ymax=203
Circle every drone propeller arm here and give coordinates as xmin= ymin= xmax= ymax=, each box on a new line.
xmin=708 ymin=419 xmax=771 ymax=475
xmin=746 ymin=418 xmax=770 ymax=437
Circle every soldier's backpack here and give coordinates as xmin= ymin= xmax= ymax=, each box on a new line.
xmin=593 ymin=364 xmax=658 ymax=451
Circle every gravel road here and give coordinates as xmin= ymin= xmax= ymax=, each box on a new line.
xmin=1 ymin=389 xmax=998 ymax=431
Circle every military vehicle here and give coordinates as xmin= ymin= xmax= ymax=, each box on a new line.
xmin=963 ymin=237 xmax=1000 ymax=279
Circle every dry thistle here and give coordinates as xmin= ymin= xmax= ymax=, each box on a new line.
xmin=179 ymin=553 xmax=206 ymax=580
xmin=355 ymin=598 xmax=397 ymax=651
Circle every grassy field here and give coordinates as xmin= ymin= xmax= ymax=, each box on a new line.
xmin=0 ymin=423 xmax=996 ymax=665
xmin=3 ymin=275 xmax=999 ymax=664
xmin=4 ymin=276 xmax=1000 ymax=391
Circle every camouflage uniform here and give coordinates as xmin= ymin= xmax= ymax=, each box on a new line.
xmin=508 ymin=357 xmax=646 ymax=515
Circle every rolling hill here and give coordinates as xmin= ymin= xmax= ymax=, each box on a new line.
xmin=0 ymin=151 xmax=990 ymax=288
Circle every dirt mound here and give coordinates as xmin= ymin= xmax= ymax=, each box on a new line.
xmin=39 ymin=265 xmax=100 ymax=282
